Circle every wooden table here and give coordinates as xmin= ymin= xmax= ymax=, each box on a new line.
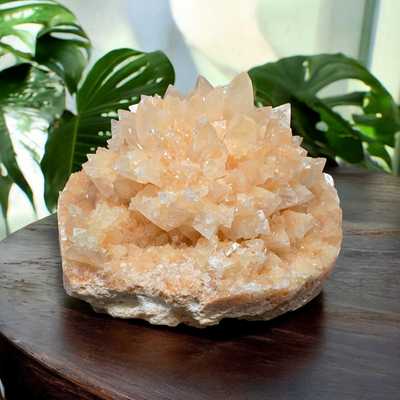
xmin=0 ymin=166 xmax=399 ymax=400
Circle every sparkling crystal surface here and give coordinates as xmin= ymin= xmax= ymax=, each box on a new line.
xmin=58 ymin=72 xmax=343 ymax=327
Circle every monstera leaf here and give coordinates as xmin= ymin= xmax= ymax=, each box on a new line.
xmin=0 ymin=172 xmax=12 ymax=233
xmin=42 ymin=48 xmax=175 ymax=211
xmin=0 ymin=64 xmax=64 ymax=227
xmin=249 ymin=53 xmax=400 ymax=175
xmin=0 ymin=0 xmax=90 ymax=231
xmin=0 ymin=0 xmax=90 ymax=93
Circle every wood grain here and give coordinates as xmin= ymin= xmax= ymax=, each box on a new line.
xmin=0 ymin=166 xmax=399 ymax=400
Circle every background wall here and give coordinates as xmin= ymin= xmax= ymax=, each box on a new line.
xmin=2 ymin=0 xmax=400 ymax=239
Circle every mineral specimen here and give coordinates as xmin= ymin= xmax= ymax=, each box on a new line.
xmin=58 ymin=72 xmax=342 ymax=328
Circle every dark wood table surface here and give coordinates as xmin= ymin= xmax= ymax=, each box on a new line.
xmin=0 ymin=166 xmax=399 ymax=400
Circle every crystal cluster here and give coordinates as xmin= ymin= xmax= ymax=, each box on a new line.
xmin=58 ymin=72 xmax=342 ymax=327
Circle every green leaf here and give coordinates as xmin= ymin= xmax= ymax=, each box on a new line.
xmin=297 ymin=93 xmax=366 ymax=165
xmin=0 ymin=0 xmax=90 ymax=92
xmin=1 ymin=64 xmax=65 ymax=119
xmin=363 ymin=151 xmax=389 ymax=173
xmin=366 ymin=141 xmax=392 ymax=173
xmin=363 ymin=91 xmax=392 ymax=115
xmin=0 ymin=172 xmax=13 ymax=234
xmin=325 ymin=132 xmax=365 ymax=165
xmin=248 ymin=53 xmax=400 ymax=176
xmin=34 ymin=35 xmax=89 ymax=94
xmin=298 ymin=92 xmax=368 ymax=140
xmin=42 ymin=48 xmax=175 ymax=211
xmin=353 ymin=114 xmax=400 ymax=146
xmin=0 ymin=110 xmax=33 ymax=203
xmin=305 ymin=54 xmax=389 ymax=96
xmin=322 ymin=92 xmax=366 ymax=108
xmin=393 ymin=132 xmax=400 ymax=177
xmin=366 ymin=141 xmax=392 ymax=169
xmin=0 ymin=64 xmax=65 ymax=213
xmin=249 ymin=55 xmax=307 ymax=106
xmin=0 ymin=64 xmax=33 ymax=205
xmin=289 ymin=95 xmax=334 ymax=158
xmin=254 ymin=88 xmax=274 ymax=107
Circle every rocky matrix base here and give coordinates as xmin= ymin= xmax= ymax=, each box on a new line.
xmin=58 ymin=72 xmax=342 ymax=328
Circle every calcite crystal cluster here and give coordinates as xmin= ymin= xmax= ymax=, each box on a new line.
xmin=58 ymin=72 xmax=342 ymax=328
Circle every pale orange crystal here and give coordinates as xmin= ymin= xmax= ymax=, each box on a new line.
xmin=58 ymin=72 xmax=342 ymax=327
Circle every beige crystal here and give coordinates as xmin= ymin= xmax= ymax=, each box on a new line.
xmin=58 ymin=72 xmax=342 ymax=328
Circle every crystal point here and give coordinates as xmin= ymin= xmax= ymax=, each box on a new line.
xmin=224 ymin=72 xmax=254 ymax=118
xmin=195 ymin=76 xmax=214 ymax=97
xmin=164 ymin=84 xmax=185 ymax=101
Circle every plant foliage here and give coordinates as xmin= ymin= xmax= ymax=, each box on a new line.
xmin=42 ymin=48 xmax=175 ymax=211
xmin=0 ymin=64 xmax=64 ymax=228
xmin=0 ymin=0 xmax=174 ymax=234
xmin=248 ymin=53 xmax=400 ymax=175
xmin=0 ymin=0 xmax=90 ymax=91
xmin=0 ymin=0 xmax=90 ymax=231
